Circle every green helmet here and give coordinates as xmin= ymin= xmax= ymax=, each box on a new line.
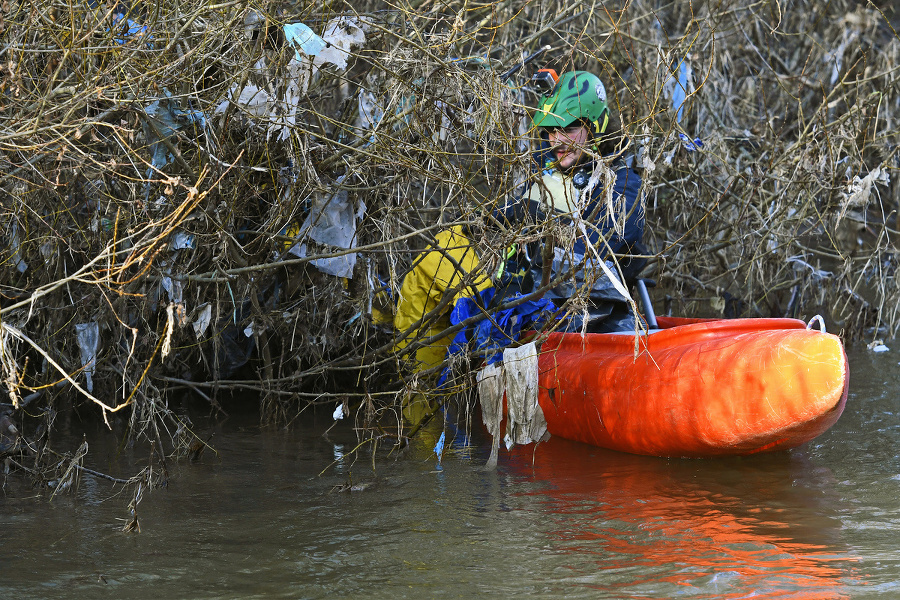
xmin=532 ymin=71 xmax=610 ymax=136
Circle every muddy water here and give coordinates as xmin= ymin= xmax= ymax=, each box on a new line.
xmin=2 ymin=346 xmax=900 ymax=599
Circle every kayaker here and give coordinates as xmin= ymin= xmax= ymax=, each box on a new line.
xmin=497 ymin=69 xmax=646 ymax=332
xmin=394 ymin=69 xmax=646 ymax=376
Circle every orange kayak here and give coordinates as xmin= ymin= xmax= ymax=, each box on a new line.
xmin=536 ymin=317 xmax=848 ymax=457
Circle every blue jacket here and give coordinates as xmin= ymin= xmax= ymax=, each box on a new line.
xmin=499 ymin=143 xmax=644 ymax=258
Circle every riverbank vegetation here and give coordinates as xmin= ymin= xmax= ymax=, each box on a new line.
xmin=2 ymin=0 xmax=899 ymax=507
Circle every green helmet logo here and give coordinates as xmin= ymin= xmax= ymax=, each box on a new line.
xmin=532 ymin=71 xmax=610 ymax=135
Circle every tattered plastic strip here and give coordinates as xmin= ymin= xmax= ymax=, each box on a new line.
xmin=477 ymin=363 xmax=503 ymax=469
xmin=283 ymin=22 xmax=327 ymax=61
xmin=433 ymin=431 xmax=446 ymax=464
xmin=502 ymin=342 xmax=547 ymax=449
xmin=75 ymin=322 xmax=100 ymax=393
xmin=670 ymin=57 xmax=692 ymax=123
xmin=111 ymin=13 xmax=150 ymax=45
xmin=192 ymin=303 xmax=212 ymax=339
xmin=678 ymin=133 xmax=704 ymax=152
xmin=9 ymin=220 xmax=27 ymax=273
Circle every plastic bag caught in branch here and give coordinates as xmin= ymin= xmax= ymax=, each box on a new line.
xmin=7 ymin=220 xmax=27 ymax=273
xmin=220 ymin=18 xmax=370 ymax=141
xmin=663 ymin=57 xmax=693 ymax=124
xmin=193 ymin=303 xmax=212 ymax=339
xmin=215 ymin=85 xmax=274 ymax=120
xmin=75 ymin=322 xmax=100 ymax=393
xmin=142 ymin=93 xmax=206 ymax=172
xmin=287 ymin=176 xmax=366 ymax=278
xmin=283 ymin=22 xmax=328 ymax=61
xmin=111 ymin=11 xmax=150 ymax=45
xmin=282 ymin=17 xmax=371 ymax=104
xmin=161 ymin=276 xmax=183 ymax=305
xmin=839 ymin=167 xmax=889 ymax=224
xmin=284 ymin=17 xmax=370 ymax=71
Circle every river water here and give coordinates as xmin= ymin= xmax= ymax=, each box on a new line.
xmin=1 ymin=345 xmax=898 ymax=599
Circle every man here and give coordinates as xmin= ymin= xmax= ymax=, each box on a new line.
xmin=394 ymin=70 xmax=646 ymax=377
xmin=502 ymin=70 xmax=646 ymax=331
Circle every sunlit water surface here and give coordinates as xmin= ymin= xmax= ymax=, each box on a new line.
xmin=2 ymin=346 xmax=900 ymax=599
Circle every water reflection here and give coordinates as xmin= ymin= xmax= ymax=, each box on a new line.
xmin=503 ymin=438 xmax=858 ymax=598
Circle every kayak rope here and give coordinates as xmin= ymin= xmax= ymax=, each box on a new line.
xmin=806 ymin=315 xmax=826 ymax=333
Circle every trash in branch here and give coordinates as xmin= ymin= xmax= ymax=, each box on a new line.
xmin=192 ymin=303 xmax=212 ymax=339
xmin=75 ymin=322 xmax=100 ymax=393
xmin=141 ymin=92 xmax=207 ymax=192
xmin=285 ymin=176 xmax=366 ymax=279
xmin=109 ymin=4 xmax=150 ymax=46
xmin=665 ymin=57 xmax=693 ymax=124
xmin=7 ymin=220 xmax=27 ymax=274
xmin=219 ymin=17 xmax=372 ymax=141
xmin=284 ymin=17 xmax=370 ymax=72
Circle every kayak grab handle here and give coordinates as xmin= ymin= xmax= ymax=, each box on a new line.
xmin=807 ymin=315 xmax=826 ymax=333
xmin=635 ymin=278 xmax=658 ymax=329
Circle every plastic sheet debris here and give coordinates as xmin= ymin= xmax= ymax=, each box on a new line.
xmin=868 ymin=340 xmax=889 ymax=353
xmin=283 ymin=22 xmax=328 ymax=61
xmin=285 ymin=17 xmax=369 ymax=71
xmin=142 ymin=93 xmax=207 ymax=173
xmin=318 ymin=17 xmax=369 ymax=69
xmin=287 ymin=176 xmax=366 ymax=278
xmin=358 ymin=91 xmax=384 ymax=130
xmin=268 ymin=64 xmax=302 ymax=142
xmin=218 ymin=18 xmax=369 ymax=141
xmin=39 ymin=239 xmax=56 ymax=261
xmin=8 ymin=220 xmax=27 ymax=273
xmin=824 ymin=28 xmax=858 ymax=85
xmin=501 ymin=343 xmax=547 ymax=448
xmin=332 ymin=401 xmax=347 ymax=420
xmin=111 ymin=12 xmax=149 ymax=45
xmin=786 ymin=256 xmax=833 ymax=280
xmin=214 ymin=323 xmax=255 ymax=377
xmin=170 ymin=231 xmax=195 ymax=250
xmin=477 ymin=342 xmax=548 ymax=465
xmin=433 ymin=431 xmax=446 ymax=464
xmin=192 ymin=303 xmax=212 ymax=339
xmin=214 ymin=84 xmax=274 ymax=119
xmin=278 ymin=17 xmax=370 ymax=129
xmin=357 ymin=91 xmax=385 ymax=147
xmin=75 ymin=322 xmax=100 ymax=393
xmin=843 ymin=167 xmax=890 ymax=214
xmin=678 ymin=133 xmax=704 ymax=152
xmin=663 ymin=133 xmax=704 ymax=164
xmin=355 ymin=86 xmax=419 ymax=146
xmin=666 ymin=57 xmax=693 ymax=123
xmin=157 ymin=277 xmax=187 ymax=328
xmin=243 ymin=321 xmax=265 ymax=338
xmin=161 ymin=276 xmax=183 ymax=305
xmin=477 ymin=363 xmax=503 ymax=469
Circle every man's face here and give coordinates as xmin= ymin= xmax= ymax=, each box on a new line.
xmin=546 ymin=123 xmax=591 ymax=170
